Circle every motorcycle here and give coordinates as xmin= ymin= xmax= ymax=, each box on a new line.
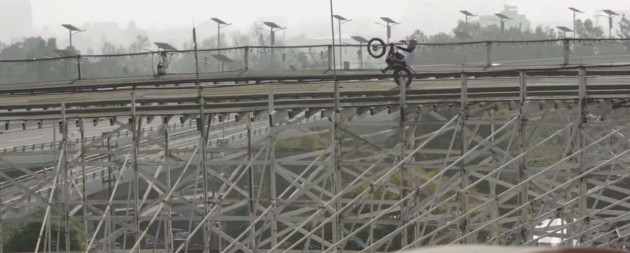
xmin=367 ymin=38 xmax=415 ymax=87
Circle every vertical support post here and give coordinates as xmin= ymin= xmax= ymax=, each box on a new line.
xmin=328 ymin=2 xmax=342 ymax=247
xmin=486 ymin=42 xmax=493 ymax=68
xmin=246 ymin=112 xmax=256 ymax=250
xmin=609 ymin=16 xmax=613 ymax=39
xmin=106 ymin=136 xmax=113 ymax=253
xmin=243 ymin=46 xmax=249 ymax=71
xmin=192 ymin=26 xmax=212 ymax=253
xmin=563 ymin=39 xmax=570 ymax=65
xmin=488 ymin=107 xmax=498 ymax=243
xmin=577 ymin=67 xmax=589 ymax=242
xmin=80 ymin=119 xmax=89 ymax=249
xmin=359 ymin=43 xmax=364 ymax=70
xmin=369 ymin=190 xmax=374 ymax=253
xmin=332 ymin=114 xmax=342 ymax=251
xmin=338 ymin=20 xmax=343 ymax=69
xmin=131 ymin=91 xmax=141 ymax=253
xmin=459 ymin=74 xmax=469 ymax=244
xmin=198 ymin=86 xmax=211 ymax=253
xmin=331 ymin=46 xmax=343 ymax=253
xmin=62 ymin=102 xmax=71 ymax=253
xmin=399 ymin=71 xmax=409 ymax=248
xmin=327 ymin=45 xmax=333 ymax=70
xmin=268 ymin=82 xmax=278 ymax=249
xmin=518 ymin=71 xmax=532 ymax=244
xmin=0 ymin=152 xmax=3 ymax=253
xmin=573 ymin=12 xmax=577 ymax=38
xmin=164 ymin=123 xmax=173 ymax=253
xmin=217 ymin=23 xmax=223 ymax=72
xmin=76 ymin=55 xmax=82 ymax=80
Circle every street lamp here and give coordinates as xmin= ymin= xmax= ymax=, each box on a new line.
xmin=351 ymin=35 xmax=368 ymax=69
xmin=211 ymin=17 xmax=232 ymax=71
xmin=61 ymin=24 xmax=85 ymax=48
xmin=569 ymin=7 xmax=583 ymax=38
xmin=153 ymin=42 xmax=177 ymax=75
xmin=494 ymin=13 xmax=511 ymax=33
xmin=333 ymin=15 xmax=352 ymax=70
xmin=557 ymin=26 xmax=573 ymax=38
xmin=262 ymin=21 xmax=286 ymax=46
xmin=460 ymin=10 xmax=476 ymax=25
xmin=211 ymin=18 xmax=232 ymax=49
xmin=460 ymin=10 xmax=476 ymax=40
xmin=376 ymin=17 xmax=400 ymax=43
xmin=603 ymin=10 xmax=619 ymax=38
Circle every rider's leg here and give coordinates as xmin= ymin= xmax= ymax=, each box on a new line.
xmin=381 ymin=64 xmax=392 ymax=73
xmin=381 ymin=58 xmax=393 ymax=73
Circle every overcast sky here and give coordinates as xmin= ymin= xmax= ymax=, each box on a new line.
xmin=29 ymin=0 xmax=629 ymax=40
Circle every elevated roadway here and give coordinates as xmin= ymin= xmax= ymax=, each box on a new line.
xmin=3 ymin=63 xmax=630 ymax=251
xmin=1 ymin=69 xmax=630 ymax=121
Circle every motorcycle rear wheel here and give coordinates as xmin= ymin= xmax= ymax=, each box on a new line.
xmin=367 ymin=38 xmax=387 ymax=58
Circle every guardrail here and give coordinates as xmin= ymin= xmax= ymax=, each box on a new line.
xmin=0 ymin=119 xmax=190 ymax=153
xmin=1 ymin=38 xmax=630 ymax=85
xmin=0 ymin=115 xmax=245 ymax=153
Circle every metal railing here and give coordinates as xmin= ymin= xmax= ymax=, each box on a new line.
xmin=0 ymin=38 xmax=629 ymax=84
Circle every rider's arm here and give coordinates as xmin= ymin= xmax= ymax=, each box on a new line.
xmin=396 ymin=45 xmax=414 ymax=52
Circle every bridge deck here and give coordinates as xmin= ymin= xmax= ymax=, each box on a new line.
xmin=0 ymin=77 xmax=629 ymax=121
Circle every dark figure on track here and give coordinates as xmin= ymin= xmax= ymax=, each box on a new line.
xmin=381 ymin=39 xmax=418 ymax=73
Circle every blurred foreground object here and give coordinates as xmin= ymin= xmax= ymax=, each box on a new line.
xmin=404 ymin=245 xmax=627 ymax=253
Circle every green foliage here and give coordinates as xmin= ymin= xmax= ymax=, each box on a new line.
xmin=618 ymin=15 xmax=630 ymax=39
xmin=276 ymin=132 xmax=330 ymax=151
xmin=3 ymin=222 xmax=83 ymax=252
xmin=576 ymin=19 xmax=605 ymax=38
xmin=3 ymin=209 xmax=83 ymax=252
xmin=406 ymin=29 xmax=427 ymax=43
xmin=128 ymin=35 xmax=150 ymax=53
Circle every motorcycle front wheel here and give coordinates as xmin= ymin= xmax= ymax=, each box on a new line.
xmin=367 ymin=38 xmax=387 ymax=58
xmin=393 ymin=68 xmax=413 ymax=87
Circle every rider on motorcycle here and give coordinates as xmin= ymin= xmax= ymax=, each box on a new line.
xmin=381 ymin=39 xmax=418 ymax=73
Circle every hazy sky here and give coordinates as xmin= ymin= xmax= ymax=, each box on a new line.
xmin=28 ymin=0 xmax=630 ymax=41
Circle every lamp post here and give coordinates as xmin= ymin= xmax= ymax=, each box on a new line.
xmin=557 ymin=26 xmax=573 ymax=38
xmin=495 ymin=13 xmax=511 ymax=33
xmin=460 ymin=10 xmax=476 ymax=25
xmin=153 ymin=42 xmax=177 ymax=75
xmin=376 ymin=17 xmax=400 ymax=43
xmin=351 ymin=35 xmax=368 ymax=69
xmin=569 ymin=7 xmax=583 ymax=38
xmin=211 ymin=18 xmax=232 ymax=71
xmin=603 ymin=10 xmax=619 ymax=38
xmin=262 ymin=21 xmax=286 ymax=47
xmin=460 ymin=10 xmax=476 ymax=40
xmin=333 ymin=15 xmax=352 ymax=70
xmin=61 ymin=24 xmax=85 ymax=49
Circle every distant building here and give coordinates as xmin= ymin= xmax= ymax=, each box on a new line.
xmin=0 ymin=0 xmax=33 ymax=43
xmin=478 ymin=5 xmax=531 ymax=31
